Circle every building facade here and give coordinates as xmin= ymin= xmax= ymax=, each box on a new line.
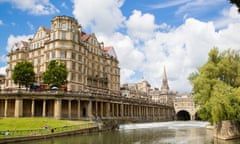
xmin=121 ymin=67 xmax=177 ymax=106
xmin=5 ymin=16 xmax=120 ymax=95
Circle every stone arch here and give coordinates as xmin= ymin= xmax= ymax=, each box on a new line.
xmin=176 ymin=110 xmax=191 ymax=121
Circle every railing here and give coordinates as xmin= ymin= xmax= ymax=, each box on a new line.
xmin=0 ymin=122 xmax=97 ymax=138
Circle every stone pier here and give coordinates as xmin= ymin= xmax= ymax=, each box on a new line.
xmin=214 ymin=120 xmax=240 ymax=140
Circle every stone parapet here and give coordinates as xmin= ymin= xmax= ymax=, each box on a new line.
xmin=214 ymin=120 xmax=240 ymax=140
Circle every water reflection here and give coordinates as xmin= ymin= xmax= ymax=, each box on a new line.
xmin=14 ymin=121 xmax=240 ymax=144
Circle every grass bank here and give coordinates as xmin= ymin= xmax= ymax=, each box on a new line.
xmin=0 ymin=118 xmax=91 ymax=131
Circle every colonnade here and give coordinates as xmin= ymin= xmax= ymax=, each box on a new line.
xmin=0 ymin=93 xmax=174 ymax=121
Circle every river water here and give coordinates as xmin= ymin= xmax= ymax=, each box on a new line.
xmin=15 ymin=121 xmax=240 ymax=144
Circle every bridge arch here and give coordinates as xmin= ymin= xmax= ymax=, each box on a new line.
xmin=176 ymin=110 xmax=191 ymax=121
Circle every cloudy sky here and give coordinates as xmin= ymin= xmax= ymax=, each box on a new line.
xmin=0 ymin=0 xmax=240 ymax=93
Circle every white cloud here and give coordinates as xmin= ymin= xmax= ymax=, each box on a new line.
xmin=11 ymin=22 xmax=16 ymax=26
xmin=176 ymin=0 xmax=225 ymax=15
xmin=0 ymin=0 xmax=59 ymax=15
xmin=6 ymin=34 xmax=33 ymax=52
xmin=148 ymin=0 xmax=191 ymax=9
xmin=72 ymin=0 xmax=125 ymax=34
xmin=61 ymin=2 xmax=68 ymax=9
xmin=96 ymin=6 xmax=240 ymax=93
xmin=0 ymin=20 xmax=3 ymax=25
xmin=125 ymin=10 xmax=158 ymax=41
xmin=0 ymin=55 xmax=7 ymax=63
xmin=214 ymin=6 xmax=240 ymax=29
xmin=0 ymin=66 xmax=7 ymax=75
xmin=27 ymin=21 xmax=34 ymax=31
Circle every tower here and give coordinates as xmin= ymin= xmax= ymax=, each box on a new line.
xmin=161 ymin=66 xmax=169 ymax=93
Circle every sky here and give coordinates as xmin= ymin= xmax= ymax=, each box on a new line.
xmin=0 ymin=0 xmax=240 ymax=93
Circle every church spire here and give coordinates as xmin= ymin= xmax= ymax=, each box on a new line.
xmin=161 ymin=66 xmax=169 ymax=92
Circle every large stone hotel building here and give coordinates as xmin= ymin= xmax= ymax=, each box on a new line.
xmin=5 ymin=15 xmax=120 ymax=95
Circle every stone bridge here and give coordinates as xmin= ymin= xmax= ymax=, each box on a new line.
xmin=173 ymin=94 xmax=197 ymax=120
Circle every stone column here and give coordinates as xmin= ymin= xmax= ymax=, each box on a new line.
xmin=87 ymin=100 xmax=92 ymax=118
xmin=14 ymin=99 xmax=23 ymax=117
xmin=54 ymin=99 xmax=62 ymax=119
xmin=100 ymin=102 xmax=103 ymax=117
xmin=31 ymin=99 xmax=35 ymax=117
xmin=106 ymin=102 xmax=110 ymax=117
xmin=4 ymin=99 xmax=7 ymax=117
xmin=68 ymin=100 xmax=71 ymax=119
xmin=42 ymin=99 xmax=46 ymax=117
xmin=121 ymin=103 xmax=124 ymax=117
xmin=77 ymin=100 xmax=81 ymax=119
xmin=116 ymin=104 xmax=119 ymax=117
xmin=95 ymin=101 xmax=98 ymax=117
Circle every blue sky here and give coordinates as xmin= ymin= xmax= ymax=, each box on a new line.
xmin=0 ymin=0 xmax=240 ymax=93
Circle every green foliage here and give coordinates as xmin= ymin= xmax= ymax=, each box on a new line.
xmin=188 ymin=71 xmax=199 ymax=84
xmin=12 ymin=61 xmax=35 ymax=88
xmin=191 ymin=48 xmax=240 ymax=123
xmin=43 ymin=60 xmax=67 ymax=87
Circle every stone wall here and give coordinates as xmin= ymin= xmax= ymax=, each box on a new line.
xmin=214 ymin=120 xmax=240 ymax=140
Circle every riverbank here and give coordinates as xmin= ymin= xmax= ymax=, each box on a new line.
xmin=0 ymin=118 xmax=109 ymax=144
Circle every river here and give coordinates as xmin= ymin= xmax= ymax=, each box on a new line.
xmin=14 ymin=121 xmax=240 ymax=144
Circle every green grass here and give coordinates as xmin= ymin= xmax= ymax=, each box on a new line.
xmin=0 ymin=118 xmax=91 ymax=131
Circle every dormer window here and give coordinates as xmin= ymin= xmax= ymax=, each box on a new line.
xmin=62 ymin=23 xmax=67 ymax=30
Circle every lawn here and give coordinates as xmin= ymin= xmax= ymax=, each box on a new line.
xmin=0 ymin=118 xmax=91 ymax=131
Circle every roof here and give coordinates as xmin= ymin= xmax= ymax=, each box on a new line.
xmin=21 ymin=41 xmax=29 ymax=47
xmin=104 ymin=46 xmax=117 ymax=58
xmin=42 ymin=26 xmax=51 ymax=34
xmin=81 ymin=32 xmax=91 ymax=42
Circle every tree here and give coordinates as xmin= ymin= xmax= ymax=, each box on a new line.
xmin=43 ymin=60 xmax=67 ymax=87
xmin=189 ymin=48 xmax=240 ymax=123
xmin=12 ymin=61 xmax=35 ymax=89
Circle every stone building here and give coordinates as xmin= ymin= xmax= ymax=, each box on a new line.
xmin=121 ymin=67 xmax=177 ymax=106
xmin=0 ymin=74 xmax=5 ymax=90
xmin=5 ymin=16 xmax=120 ymax=95
xmin=150 ymin=67 xmax=177 ymax=106
xmin=121 ymin=80 xmax=151 ymax=101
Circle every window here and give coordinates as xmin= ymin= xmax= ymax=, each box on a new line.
xmin=46 ymin=54 xmax=50 ymax=60
xmin=38 ymin=50 xmax=41 ymax=56
xmin=72 ymin=62 xmax=75 ymax=70
xmin=52 ymin=51 xmax=56 ymax=58
xmin=71 ymin=53 xmax=76 ymax=59
xmin=53 ymin=32 xmax=56 ymax=40
xmin=71 ymin=25 xmax=75 ymax=32
xmin=78 ymin=75 xmax=82 ymax=82
xmin=62 ymin=23 xmax=67 ymax=30
xmin=62 ymin=42 xmax=66 ymax=47
xmin=62 ymin=32 xmax=66 ymax=39
xmin=38 ymin=58 xmax=41 ymax=64
xmin=71 ymin=73 xmax=75 ymax=81
xmin=32 ymin=52 xmax=34 ymax=57
xmin=60 ymin=51 xmax=66 ymax=58
xmin=78 ymin=55 xmax=82 ymax=62
xmin=78 ymin=65 xmax=82 ymax=71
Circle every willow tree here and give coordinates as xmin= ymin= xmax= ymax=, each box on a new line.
xmin=189 ymin=48 xmax=240 ymax=123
